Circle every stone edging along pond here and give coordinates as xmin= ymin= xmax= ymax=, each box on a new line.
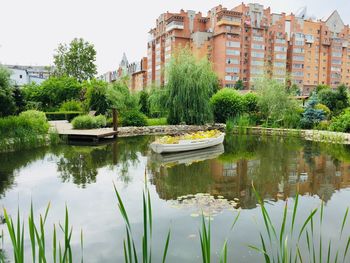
xmin=117 ymin=124 xmax=350 ymax=145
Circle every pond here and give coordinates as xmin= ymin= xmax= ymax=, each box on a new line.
xmin=0 ymin=135 xmax=350 ymax=262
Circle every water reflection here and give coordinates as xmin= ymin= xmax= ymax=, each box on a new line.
xmin=148 ymin=135 xmax=350 ymax=208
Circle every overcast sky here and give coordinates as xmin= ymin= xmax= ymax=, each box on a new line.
xmin=0 ymin=0 xmax=349 ymax=74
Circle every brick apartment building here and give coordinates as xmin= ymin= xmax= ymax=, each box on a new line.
xmin=146 ymin=3 xmax=350 ymax=94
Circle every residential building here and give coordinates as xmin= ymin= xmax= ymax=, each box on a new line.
xmin=5 ymin=65 xmax=52 ymax=87
xmin=146 ymin=3 xmax=350 ymax=94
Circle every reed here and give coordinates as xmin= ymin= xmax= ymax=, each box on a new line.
xmin=250 ymin=183 xmax=350 ymax=263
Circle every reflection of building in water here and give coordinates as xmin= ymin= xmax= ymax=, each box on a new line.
xmin=148 ymin=148 xmax=350 ymax=209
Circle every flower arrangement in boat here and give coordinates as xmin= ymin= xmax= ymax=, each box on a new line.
xmin=156 ymin=130 xmax=222 ymax=145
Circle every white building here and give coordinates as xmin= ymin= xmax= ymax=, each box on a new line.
xmin=5 ymin=65 xmax=52 ymax=87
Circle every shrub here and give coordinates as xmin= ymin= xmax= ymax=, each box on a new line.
xmin=0 ymin=111 xmax=49 ymax=138
xmin=316 ymin=120 xmax=330 ymax=131
xmin=121 ymin=110 xmax=147 ymax=127
xmin=283 ymin=107 xmax=303 ymax=129
xmin=242 ymin=92 xmax=258 ymax=113
xmin=148 ymin=87 xmax=168 ymax=118
xmin=60 ymin=100 xmax=83 ymax=112
xmin=71 ymin=115 xmax=107 ymax=129
xmin=329 ymin=109 xmax=350 ymax=132
xmin=315 ymin=103 xmax=331 ymax=119
xmin=210 ymin=88 xmax=244 ymax=123
xmin=300 ymin=96 xmax=325 ymax=129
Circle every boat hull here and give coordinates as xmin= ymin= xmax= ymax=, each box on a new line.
xmin=150 ymin=133 xmax=225 ymax=154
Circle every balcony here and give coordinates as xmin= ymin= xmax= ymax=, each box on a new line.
xmin=305 ymin=35 xmax=314 ymax=44
xmin=166 ymin=21 xmax=184 ymax=32
xmin=343 ymin=42 xmax=348 ymax=48
xmin=217 ymin=19 xmax=241 ymax=27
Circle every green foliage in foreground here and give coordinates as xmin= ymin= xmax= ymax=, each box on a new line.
xmin=329 ymin=108 xmax=350 ymax=132
xmin=2 ymin=183 xmax=350 ymax=262
xmin=71 ymin=114 xmax=106 ymax=129
xmin=59 ymin=100 xmax=83 ymax=112
xmin=166 ymin=48 xmax=218 ymax=125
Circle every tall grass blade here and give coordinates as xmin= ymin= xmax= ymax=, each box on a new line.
xmin=162 ymin=230 xmax=171 ymax=263
xmin=291 ymin=193 xmax=299 ymax=234
xmin=297 ymin=209 xmax=317 ymax=241
xmin=340 ymin=207 xmax=349 ymax=239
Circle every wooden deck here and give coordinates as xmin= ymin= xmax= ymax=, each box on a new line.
xmin=50 ymin=121 xmax=118 ymax=141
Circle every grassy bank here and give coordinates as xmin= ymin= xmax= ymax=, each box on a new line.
xmin=0 ymin=111 xmax=60 ymax=152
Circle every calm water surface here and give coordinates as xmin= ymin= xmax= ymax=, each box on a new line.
xmin=0 ymin=135 xmax=350 ymax=262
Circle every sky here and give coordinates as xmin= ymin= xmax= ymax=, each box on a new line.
xmin=0 ymin=0 xmax=349 ymax=75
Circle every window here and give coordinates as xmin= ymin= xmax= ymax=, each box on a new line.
xmin=275 ymin=54 xmax=286 ymax=59
xmin=293 ymin=48 xmax=304 ymax=53
xmin=332 ymin=59 xmax=342 ymax=65
xmin=225 ymin=67 xmax=240 ymax=73
xmin=274 ymin=62 xmax=285 ymax=68
xmin=275 ymin=39 xmax=286 ymax=44
xmin=274 ymin=69 xmax=286 ymax=75
xmin=331 ymin=67 xmax=341 ymax=72
xmin=293 ymin=63 xmax=304 ymax=69
xmin=226 ymin=58 xmax=239 ymax=64
xmin=19 ymin=75 xmax=22 ymax=79
xmin=165 ymin=46 xmax=171 ymax=52
xmin=226 ymin=50 xmax=240 ymax=56
xmin=332 ymin=52 xmax=342 ymax=57
xmin=251 ymin=52 xmax=264 ymax=58
xmin=293 ymin=55 xmax=304 ymax=61
xmin=294 ymin=40 xmax=304 ymax=46
xmin=252 ymin=44 xmax=264 ymax=50
xmin=226 ymin=41 xmax=240 ymax=48
xmin=250 ymin=67 xmax=264 ymax=74
xmin=251 ymin=60 xmax=264 ymax=66
xmin=253 ymin=36 xmax=264 ymax=42
xmin=225 ymin=75 xmax=239 ymax=81
xmin=274 ymin=46 xmax=286 ymax=52
xmin=292 ymin=71 xmax=304 ymax=77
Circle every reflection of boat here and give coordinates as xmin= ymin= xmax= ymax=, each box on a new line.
xmin=150 ymin=133 xmax=225 ymax=153
xmin=152 ymin=144 xmax=224 ymax=167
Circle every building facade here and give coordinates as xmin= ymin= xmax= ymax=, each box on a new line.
xmin=5 ymin=65 xmax=52 ymax=87
xmin=146 ymin=4 xmax=350 ymax=94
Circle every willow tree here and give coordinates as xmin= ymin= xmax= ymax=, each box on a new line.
xmin=166 ymin=48 xmax=218 ymax=125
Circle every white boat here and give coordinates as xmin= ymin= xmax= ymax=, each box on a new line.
xmin=150 ymin=132 xmax=225 ymax=154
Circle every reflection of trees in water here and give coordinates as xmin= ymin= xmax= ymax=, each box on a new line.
xmin=0 ymin=148 xmax=48 ymax=196
xmin=149 ymin=135 xmax=350 ymax=209
xmin=55 ymin=136 xmax=152 ymax=187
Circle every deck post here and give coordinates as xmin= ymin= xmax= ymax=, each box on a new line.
xmin=112 ymin=108 xmax=118 ymax=136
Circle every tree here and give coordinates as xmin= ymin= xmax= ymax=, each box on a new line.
xmin=84 ymin=79 xmax=110 ymax=115
xmin=234 ymin=79 xmax=244 ymax=90
xmin=300 ymin=95 xmax=325 ymax=129
xmin=318 ymin=84 xmax=349 ymax=115
xmin=166 ymin=48 xmax=218 ymax=125
xmin=22 ymin=76 xmax=82 ymax=111
xmin=0 ymin=66 xmax=16 ymax=117
xmin=53 ymin=38 xmax=97 ymax=82
xmin=138 ymin=90 xmax=150 ymax=116
xmin=255 ymin=77 xmax=297 ymax=125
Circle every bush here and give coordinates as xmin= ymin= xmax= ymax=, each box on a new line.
xmin=315 ymin=103 xmax=331 ymax=119
xmin=329 ymin=109 xmax=350 ymax=132
xmin=71 ymin=115 xmax=107 ymax=129
xmin=121 ymin=110 xmax=147 ymax=127
xmin=84 ymin=79 xmax=110 ymax=115
xmin=60 ymin=100 xmax=83 ymax=112
xmin=210 ymin=88 xmax=244 ymax=123
xmin=139 ymin=90 xmax=150 ymax=116
xmin=318 ymin=85 xmax=349 ymax=115
xmin=316 ymin=120 xmax=330 ymax=131
xmin=0 ymin=110 xmax=49 ymax=138
xmin=300 ymin=96 xmax=325 ymax=129
xmin=242 ymin=93 xmax=258 ymax=113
